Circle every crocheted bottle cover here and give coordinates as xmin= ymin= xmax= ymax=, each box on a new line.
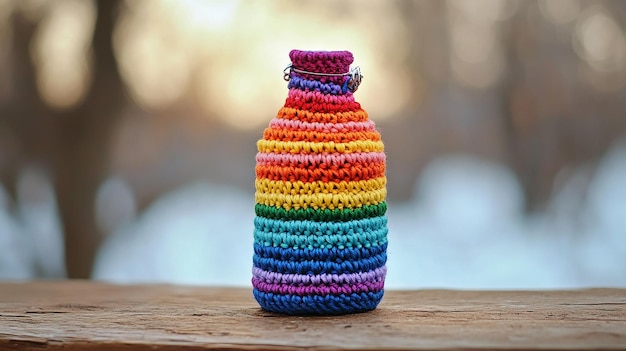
xmin=253 ymin=49 xmax=388 ymax=315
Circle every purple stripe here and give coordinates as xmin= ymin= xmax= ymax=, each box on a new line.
xmin=252 ymin=266 xmax=386 ymax=285
xmin=252 ymin=278 xmax=384 ymax=296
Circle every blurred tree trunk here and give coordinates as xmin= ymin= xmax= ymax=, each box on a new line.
xmin=0 ymin=10 xmax=49 ymax=203
xmin=499 ymin=1 xmax=534 ymax=211
xmin=53 ymin=0 xmax=125 ymax=278
xmin=1 ymin=0 xmax=125 ymax=278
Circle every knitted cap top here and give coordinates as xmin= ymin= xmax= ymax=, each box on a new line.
xmin=253 ymin=50 xmax=388 ymax=315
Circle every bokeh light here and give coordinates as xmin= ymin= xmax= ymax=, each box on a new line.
xmin=573 ymin=5 xmax=626 ymax=91
xmin=32 ymin=0 xmax=95 ymax=109
xmin=448 ymin=0 xmax=511 ymax=89
xmin=1 ymin=0 xmax=626 ymax=288
xmin=539 ymin=0 xmax=582 ymax=25
xmin=112 ymin=0 xmax=411 ymax=128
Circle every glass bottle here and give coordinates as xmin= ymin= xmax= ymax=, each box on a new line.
xmin=253 ymin=49 xmax=388 ymax=315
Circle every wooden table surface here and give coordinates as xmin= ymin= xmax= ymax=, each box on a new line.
xmin=0 ymin=281 xmax=625 ymax=350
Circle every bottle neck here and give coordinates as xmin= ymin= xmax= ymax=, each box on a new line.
xmin=288 ymin=50 xmax=354 ymax=85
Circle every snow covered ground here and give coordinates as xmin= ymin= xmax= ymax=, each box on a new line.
xmin=2 ymin=141 xmax=625 ymax=288
xmin=0 ymin=185 xmax=34 ymax=280
xmin=0 ymin=167 xmax=65 ymax=280
xmin=93 ymin=182 xmax=253 ymax=286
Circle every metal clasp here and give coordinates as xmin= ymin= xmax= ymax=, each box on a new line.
xmin=347 ymin=66 xmax=363 ymax=92
xmin=283 ymin=64 xmax=293 ymax=81
xmin=282 ymin=63 xmax=364 ymax=92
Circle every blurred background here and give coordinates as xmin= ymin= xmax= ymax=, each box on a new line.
xmin=0 ymin=0 xmax=625 ymax=289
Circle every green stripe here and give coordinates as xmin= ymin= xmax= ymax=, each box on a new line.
xmin=255 ymin=202 xmax=387 ymax=222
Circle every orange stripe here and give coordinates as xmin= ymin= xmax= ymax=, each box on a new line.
xmin=277 ymin=107 xmax=368 ymax=123
xmin=263 ymin=128 xmax=381 ymax=143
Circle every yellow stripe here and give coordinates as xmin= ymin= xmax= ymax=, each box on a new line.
xmin=255 ymin=178 xmax=386 ymax=195
xmin=255 ymin=188 xmax=387 ymax=210
xmin=257 ymin=139 xmax=384 ymax=154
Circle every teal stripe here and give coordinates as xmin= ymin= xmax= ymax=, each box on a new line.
xmin=254 ymin=216 xmax=387 ymax=236
xmin=254 ymin=226 xmax=388 ymax=249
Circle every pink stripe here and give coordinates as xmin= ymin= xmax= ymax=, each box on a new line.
xmin=252 ymin=266 xmax=387 ymax=285
xmin=287 ymin=88 xmax=356 ymax=105
xmin=269 ymin=119 xmax=376 ymax=133
xmin=252 ymin=278 xmax=385 ymax=296
xmin=256 ymin=152 xmax=386 ymax=166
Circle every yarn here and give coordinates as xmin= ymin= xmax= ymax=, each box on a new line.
xmin=254 ymin=202 xmax=387 ymax=222
xmin=257 ymin=139 xmax=384 ymax=154
xmin=276 ymin=107 xmax=369 ymax=123
xmin=253 ymin=265 xmax=387 ymax=285
xmin=253 ymin=49 xmax=388 ymax=315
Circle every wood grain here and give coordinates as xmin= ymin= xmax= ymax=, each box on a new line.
xmin=0 ymin=281 xmax=625 ymax=350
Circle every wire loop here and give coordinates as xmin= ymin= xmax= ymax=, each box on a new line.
xmin=283 ymin=64 xmax=364 ymax=92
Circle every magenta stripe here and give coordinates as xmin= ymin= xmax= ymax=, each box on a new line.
xmin=252 ymin=266 xmax=387 ymax=285
xmin=252 ymin=278 xmax=384 ymax=296
xmin=269 ymin=119 xmax=376 ymax=133
xmin=256 ymin=151 xmax=386 ymax=167
xmin=289 ymin=50 xmax=353 ymax=85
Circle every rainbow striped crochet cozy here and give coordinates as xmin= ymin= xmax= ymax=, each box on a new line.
xmin=253 ymin=50 xmax=388 ymax=315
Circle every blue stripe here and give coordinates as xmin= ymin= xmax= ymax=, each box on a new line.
xmin=254 ymin=243 xmax=387 ymax=261
xmin=253 ymin=251 xmax=386 ymax=275
xmin=288 ymin=75 xmax=345 ymax=95
xmin=253 ymin=289 xmax=384 ymax=315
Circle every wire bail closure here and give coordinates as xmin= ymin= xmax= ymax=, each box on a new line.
xmin=283 ymin=64 xmax=364 ymax=92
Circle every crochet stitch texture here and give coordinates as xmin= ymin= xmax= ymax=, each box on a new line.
xmin=253 ymin=50 xmax=388 ymax=315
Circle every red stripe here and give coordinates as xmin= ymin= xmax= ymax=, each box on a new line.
xmin=256 ymin=162 xmax=385 ymax=182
